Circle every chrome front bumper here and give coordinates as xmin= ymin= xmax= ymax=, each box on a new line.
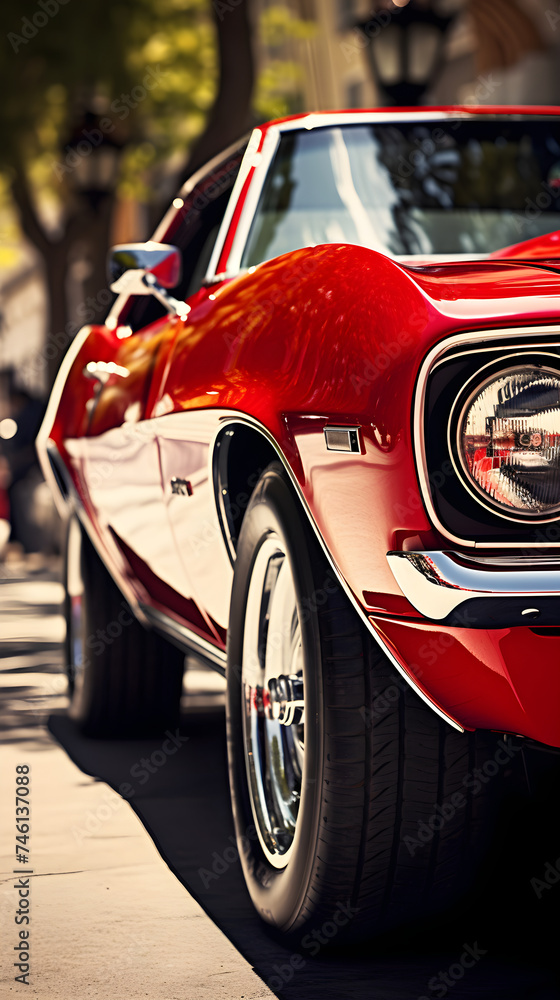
xmin=386 ymin=551 xmax=560 ymax=627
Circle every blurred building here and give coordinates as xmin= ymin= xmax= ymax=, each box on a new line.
xmin=429 ymin=0 xmax=560 ymax=106
xmin=257 ymin=0 xmax=560 ymax=112
xmin=255 ymin=0 xmax=378 ymax=112
xmin=0 ymin=260 xmax=47 ymax=398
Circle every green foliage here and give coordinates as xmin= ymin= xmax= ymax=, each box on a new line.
xmin=0 ymin=0 xmax=215 ymax=202
xmin=0 ymin=0 xmax=316 ymax=215
xmin=255 ymin=6 xmax=316 ymax=121
xmin=255 ymin=62 xmax=306 ymax=121
xmin=0 ymin=177 xmax=22 ymax=270
xmin=259 ymin=5 xmax=316 ymax=48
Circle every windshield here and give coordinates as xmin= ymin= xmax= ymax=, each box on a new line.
xmin=241 ymin=118 xmax=560 ymax=264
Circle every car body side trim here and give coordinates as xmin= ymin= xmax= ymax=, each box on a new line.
xmin=152 ymin=134 xmax=251 ymax=247
xmin=139 ymin=604 xmax=227 ymax=674
xmin=36 ymin=324 xmax=96 ymax=514
xmin=205 ymin=128 xmax=263 ymax=282
xmin=226 ymin=125 xmax=282 ymax=275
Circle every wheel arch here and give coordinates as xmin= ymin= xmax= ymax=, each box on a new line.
xmin=211 ymin=415 xmax=464 ymax=734
xmin=212 ymin=420 xmax=278 ymax=563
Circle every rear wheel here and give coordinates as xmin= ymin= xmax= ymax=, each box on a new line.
xmin=226 ymin=464 xmax=502 ymax=940
xmin=64 ymin=517 xmax=185 ymax=738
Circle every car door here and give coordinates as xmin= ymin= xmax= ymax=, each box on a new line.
xmin=146 ymin=144 xmax=249 ymax=644
xmin=82 ymin=142 xmax=247 ymax=643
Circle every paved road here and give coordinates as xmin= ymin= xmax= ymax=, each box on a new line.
xmin=2 ymin=558 xmax=560 ymax=999
xmin=0 ymin=559 xmax=272 ymax=1000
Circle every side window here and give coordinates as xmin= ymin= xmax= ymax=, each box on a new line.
xmin=120 ymin=145 xmax=246 ymax=333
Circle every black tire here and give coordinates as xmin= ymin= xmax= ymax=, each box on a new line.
xmin=64 ymin=517 xmax=185 ymax=738
xmin=226 ymin=464 xmax=504 ymax=941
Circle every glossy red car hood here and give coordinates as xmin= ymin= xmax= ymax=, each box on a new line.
xmin=396 ymin=229 xmax=560 ymax=325
xmin=399 ymin=257 xmax=560 ymax=326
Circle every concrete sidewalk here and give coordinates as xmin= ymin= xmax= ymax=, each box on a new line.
xmin=0 ymin=560 xmax=272 ymax=999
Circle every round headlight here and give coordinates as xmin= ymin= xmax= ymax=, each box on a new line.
xmin=457 ymin=365 xmax=560 ymax=518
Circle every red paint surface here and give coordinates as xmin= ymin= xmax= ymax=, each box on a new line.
xmin=41 ymin=106 xmax=560 ymax=747
xmin=373 ymin=617 xmax=560 ymax=747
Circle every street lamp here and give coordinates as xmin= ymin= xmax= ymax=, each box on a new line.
xmin=357 ymin=0 xmax=456 ymax=107
xmin=64 ymin=111 xmax=122 ymax=210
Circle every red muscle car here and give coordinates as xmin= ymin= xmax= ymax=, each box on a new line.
xmin=38 ymin=106 xmax=560 ymax=941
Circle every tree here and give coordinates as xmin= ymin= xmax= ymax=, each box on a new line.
xmin=182 ymin=0 xmax=254 ymax=180
xmin=0 ymin=0 xmax=221 ymax=387
xmin=0 ymin=0 xmax=313 ymax=390
xmin=181 ymin=3 xmax=316 ymax=182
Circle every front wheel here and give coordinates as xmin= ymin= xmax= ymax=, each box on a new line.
xmin=226 ymin=464 xmax=502 ymax=940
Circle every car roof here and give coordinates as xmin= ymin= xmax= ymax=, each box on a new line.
xmin=258 ymin=105 xmax=560 ymax=135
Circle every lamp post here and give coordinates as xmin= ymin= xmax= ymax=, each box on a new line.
xmin=64 ymin=111 xmax=122 ymax=210
xmin=61 ymin=110 xmax=123 ymax=345
xmin=357 ymin=0 xmax=456 ymax=107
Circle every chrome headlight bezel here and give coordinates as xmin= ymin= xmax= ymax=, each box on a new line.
xmin=414 ymin=328 xmax=560 ymax=550
xmin=449 ymin=363 xmax=560 ymax=522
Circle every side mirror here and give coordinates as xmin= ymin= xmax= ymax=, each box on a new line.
xmin=107 ymin=242 xmax=189 ymax=320
xmin=108 ymin=242 xmax=182 ymax=292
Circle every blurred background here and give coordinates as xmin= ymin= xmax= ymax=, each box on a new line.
xmin=0 ymin=0 xmax=559 ymax=556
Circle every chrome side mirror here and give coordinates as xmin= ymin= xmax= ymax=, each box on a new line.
xmin=107 ymin=242 xmax=189 ymax=320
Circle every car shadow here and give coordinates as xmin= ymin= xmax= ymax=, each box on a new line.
xmin=48 ymin=694 xmax=560 ymax=1000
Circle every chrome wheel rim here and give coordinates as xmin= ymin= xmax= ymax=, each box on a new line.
xmin=241 ymin=536 xmax=305 ymax=869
